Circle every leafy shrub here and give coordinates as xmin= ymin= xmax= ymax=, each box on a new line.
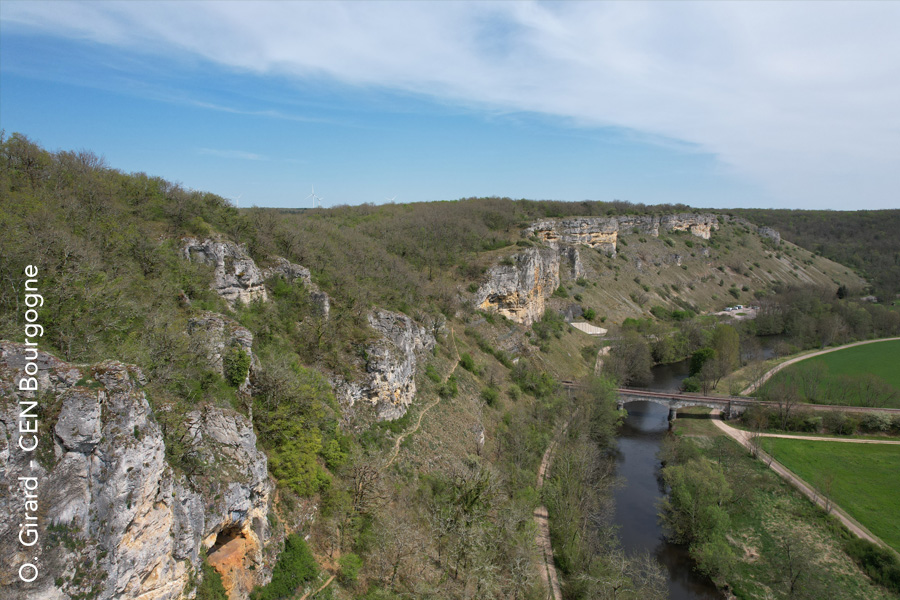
xmin=861 ymin=412 xmax=892 ymax=433
xmin=582 ymin=307 xmax=596 ymax=321
xmin=823 ymin=411 xmax=858 ymax=435
xmin=844 ymin=538 xmax=900 ymax=594
xmin=728 ymin=287 xmax=740 ymax=299
xmin=439 ymin=375 xmax=458 ymax=399
xmin=425 ymin=364 xmax=441 ymax=383
xmin=552 ymin=286 xmax=568 ymax=298
xmin=197 ymin=559 xmax=228 ymax=600
xmin=459 ymin=352 xmax=476 ymax=372
xmin=338 ymin=553 xmax=363 ymax=586
xmin=481 ymin=387 xmax=499 ymax=407
xmin=251 ymin=534 xmax=318 ymax=600
xmin=681 ymin=376 xmax=700 ymax=393
xmin=223 ymin=345 xmax=251 ymax=387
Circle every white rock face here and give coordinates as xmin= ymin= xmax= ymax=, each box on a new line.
xmin=366 ymin=309 xmax=437 ymax=420
xmin=475 ymin=247 xmax=561 ymax=326
xmin=182 ymin=237 xmax=268 ymax=305
xmin=0 ymin=342 xmax=271 ymax=600
xmin=182 ymin=238 xmax=331 ymax=317
xmin=525 ymin=213 xmax=719 ymax=255
xmin=188 ymin=311 xmax=255 ymax=393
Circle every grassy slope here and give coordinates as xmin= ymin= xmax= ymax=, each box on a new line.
xmin=762 ymin=438 xmax=900 ymax=553
xmin=545 ymin=221 xmax=864 ymax=326
xmin=671 ymin=417 xmax=894 ymax=599
xmin=757 ymin=340 xmax=900 ymax=407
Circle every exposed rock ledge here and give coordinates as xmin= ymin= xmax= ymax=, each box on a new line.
xmin=182 ymin=237 xmax=330 ymax=316
xmin=476 ymin=247 xmax=561 ymax=326
xmin=525 ymin=213 xmax=719 ymax=256
xmin=0 ymin=342 xmax=271 ymax=600
xmin=333 ymin=309 xmax=437 ymax=421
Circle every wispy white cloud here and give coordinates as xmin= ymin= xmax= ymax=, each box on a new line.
xmin=4 ymin=1 xmax=899 ymax=207
xmin=197 ymin=148 xmax=267 ymax=161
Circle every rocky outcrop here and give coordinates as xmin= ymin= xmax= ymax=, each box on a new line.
xmin=182 ymin=238 xmax=331 ymax=317
xmin=525 ymin=213 xmax=719 ymax=257
xmin=367 ymin=310 xmax=436 ymax=420
xmin=527 ymin=217 xmax=619 ymax=255
xmin=757 ymin=226 xmax=781 ymax=245
xmin=182 ymin=238 xmax=268 ymax=305
xmin=0 ymin=342 xmax=271 ymax=600
xmin=188 ymin=311 xmax=255 ymax=393
xmin=559 ymin=245 xmax=584 ymax=280
xmin=331 ymin=310 xmax=437 ymax=421
xmin=476 ymin=247 xmax=560 ymax=326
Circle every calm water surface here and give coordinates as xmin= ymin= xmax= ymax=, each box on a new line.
xmin=612 ymin=401 xmax=721 ymax=599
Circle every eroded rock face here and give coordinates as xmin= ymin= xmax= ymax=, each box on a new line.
xmin=527 ymin=217 xmax=620 ymax=255
xmin=188 ymin=311 xmax=255 ymax=393
xmin=757 ymin=226 xmax=781 ymax=245
xmin=524 ymin=213 xmax=719 ymax=256
xmin=183 ymin=238 xmax=268 ymax=305
xmin=0 ymin=342 xmax=271 ymax=600
xmin=182 ymin=238 xmax=331 ymax=317
xmin=365 ymin=310 xmax=436 ymax=420
xmin=476 ymin=247 xmax=560 ymax=326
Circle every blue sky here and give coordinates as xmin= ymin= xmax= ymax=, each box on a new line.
xmin=2 ymin=2 xmax=898 ymax=210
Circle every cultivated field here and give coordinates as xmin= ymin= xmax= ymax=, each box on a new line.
xmin=762 ymin=438 xmax=900 ymax=553
xmin=758 ymin=339 xmax=900 ymax=407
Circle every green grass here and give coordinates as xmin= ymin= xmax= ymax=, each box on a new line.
xmin=762 ymin=438 xmax=900 ymax=553
xmin=676 ymin=434 xmax=896 ymax=599
xmin=759 ymin=339 xmax=900 ymax=407
xmin=672 ymin=407 xmax=721 ymax=437
xmin=810 ymin=339 xmax=900 ymax=389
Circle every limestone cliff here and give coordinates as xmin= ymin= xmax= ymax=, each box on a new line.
xmin=0 ymin=342 xmax=271 ymax=600
xmin=181 ymin=238 xmax=330 ymax=316
xmin=525 ymin=213 xmax=719 ymax=257
xmin=182 ymin=238 xmax=268 ymax=305
xmin=188 ymin=311 xmax=256 ymax=394
xmin=476 ymin=247 xmax=561 ymax=326
xmin=333 ymin=310 xmax=436 ymax=421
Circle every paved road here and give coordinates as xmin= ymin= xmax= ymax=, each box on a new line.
xmin=710 ymin=411 xmax=894 ymax=553
xmin=741 ymin=336 xmax=900 ymax=395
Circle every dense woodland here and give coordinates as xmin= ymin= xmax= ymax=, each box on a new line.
xmin=2 ymin=132 xmax=899 ymax=600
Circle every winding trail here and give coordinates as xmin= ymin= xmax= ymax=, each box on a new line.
xmin=381 ymin=328 xmax=459 ymax=472
xmin=741 ymin=336 xmax=900 ymax=395
xmin=534 ymin=414 xmax=575 ymax=600
xmin=710 ymin=411 xmax=895 ymax=553
xmin=298 ymin=575 xmax=336 ymax=600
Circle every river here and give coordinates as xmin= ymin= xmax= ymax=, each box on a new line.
xmin=607 ymin=336 xmax=784 ymax=598
xmin=612 ymin=400 xmax=721 ymax=599
xmin=610 ymin=356 xmax=719 ymax=599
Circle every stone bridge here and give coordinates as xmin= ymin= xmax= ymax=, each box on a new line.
xmin=615 ymin=388 xmax=754 ymax=422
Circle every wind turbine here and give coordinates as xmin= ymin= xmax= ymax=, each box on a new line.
xmin=306 ymin=186 xmax=323 ymax=209
xmin=385 ymin=195 xmax=397 ymax=203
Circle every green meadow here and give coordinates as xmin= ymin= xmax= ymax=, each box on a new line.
xmin=760 ymin=339 xmax=900 ymax=407
xmin=763 ymin=438 xmax=900 ymax=553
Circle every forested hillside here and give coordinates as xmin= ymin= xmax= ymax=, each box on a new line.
xmin=2 ymin=133 xmax=897 ymax=600
xmin=733 ymin=208 xmax=900 ymax=300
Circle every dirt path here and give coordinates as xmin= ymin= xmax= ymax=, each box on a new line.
xmin=381 ymin=328 xmax=459 ymax=472
xmin=741 ymin=431 xmax=900 ymax=445
xmin=298 ymin=574 xmax=335 ymax=600
xmin=710 ymin=412 xmax=892 ymax=551
xmin=533 ymin=414 xmax=575 ymax=600
xmin=741 ymin=336 xmax=900 ymax=395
